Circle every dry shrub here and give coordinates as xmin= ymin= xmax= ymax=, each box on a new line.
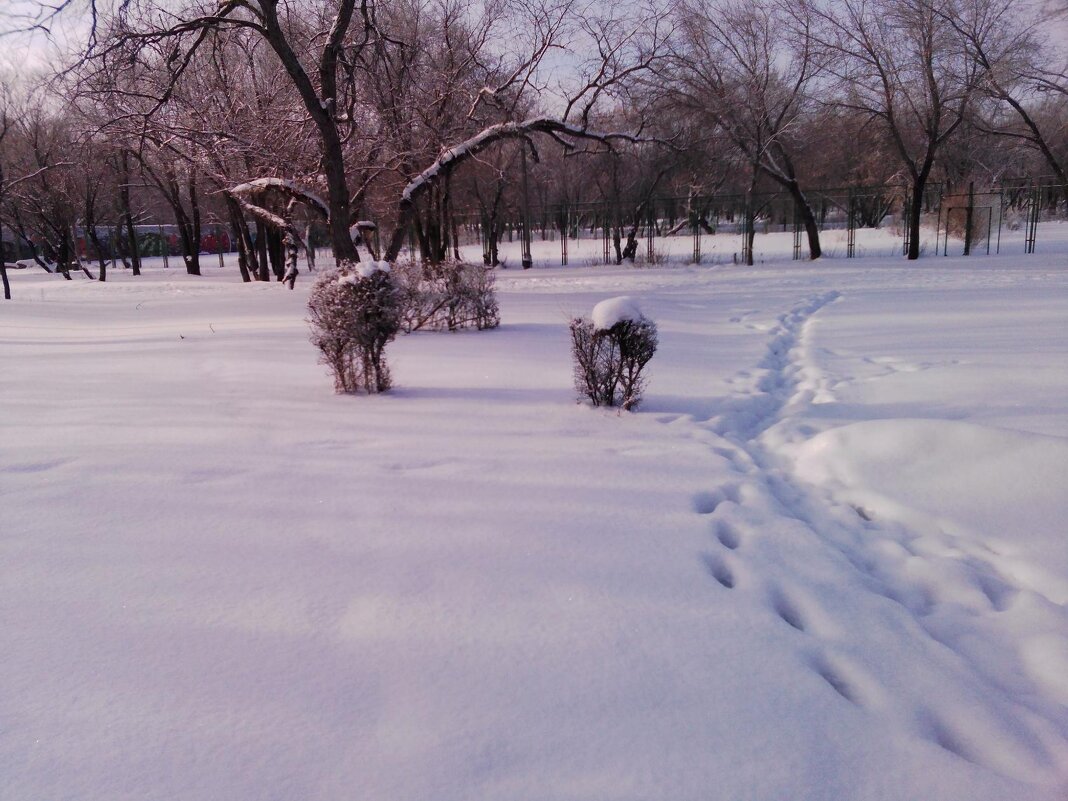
xmin=570 ymin=316 xmax=658 ymax=410
xmin=393 ymin=258 xmax=500 ymax=333
xmin=308 ymin=266 xmax=401 ymax=393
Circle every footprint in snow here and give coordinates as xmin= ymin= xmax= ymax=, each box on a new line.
xmin=771 ymin=587 xmax=807 ymax=632
xmin=809 ymin=650 xmax=884 ymax=709
xmin=715 ymin=520 xmax=743 ymax=550
xmin=701 ymin=552 xmax=737 ymax=589
xmin=767 ymin=583 xmax=842 ymax=638
xmin=692 ymin=485 xmax=740 ymax=515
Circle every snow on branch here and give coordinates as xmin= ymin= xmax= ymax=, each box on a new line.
xmin=227 ymin=192 xmax=307 ymax=250
xmin=400 ymin=118 xmax=639 ymax=204
xmin=229 ymin=178 xmax=329 ymax=219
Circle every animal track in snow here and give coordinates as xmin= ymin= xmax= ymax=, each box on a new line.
xmin=692 ymin=485 xmax=740 ymax=515
xmin=714 ymin=520 xmax=742 ymax=550
xmin=810 ymin=651 xmax=883 ymax=709
xmin=976 ymin=572 xmax=1018 ymax=612
xmin=701 ymin=553 xmax=737 ymax=589
xmin=770 ymin=587 xmax=807 ymax=632
xmin=922 ymin=710 xmax=982 ymax=766
xmin=766 ymin=583 xmax=844 ymax=638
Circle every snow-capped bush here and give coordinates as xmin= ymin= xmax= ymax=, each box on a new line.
xmin=393 ymin=258 xmax=500 ymax=333
xmin=307 ymin=265 xmax=401 ymax=394
xmin=570 ymin=297 xmax=658 ymax=410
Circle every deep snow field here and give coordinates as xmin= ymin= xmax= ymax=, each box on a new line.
xmin=3 ymin=224 xmax=1068 ymax=801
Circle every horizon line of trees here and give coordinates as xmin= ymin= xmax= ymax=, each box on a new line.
xmin=1 ymin=0 xmax=1067 ymax=298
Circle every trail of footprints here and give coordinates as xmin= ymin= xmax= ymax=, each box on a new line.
xmin=690 ymin=471 xmax=1028 ymax=770
xmin=683 ymin=293 xmax=1062 ymax=779
xmin=691 ymin=484 xmax=1005 ymax=767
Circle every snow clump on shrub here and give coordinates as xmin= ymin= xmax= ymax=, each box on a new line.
xmin=307 ymin=262 xmax=401 ymax=394
xmin=570 ymin=296 xmax=658 ymax=410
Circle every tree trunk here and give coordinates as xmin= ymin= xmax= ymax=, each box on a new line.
xmin=759 ymin=157 xmax=822 ymax=259
xmin=267 ymin=225 xmax=285 ymax=280
xmin=254 ymin=220 xmax=270 ymax=281
xmin=1 ymin=262 xmax=10 ymax=300
xmin=745 ymin=207 xmax=756 ymax=266
xmin=907 ymin=169 xmax=931 ymax=261
xmin=119 ymin=151 xmax=141 ymax=276
xmin=786 ymin=183 xmax=821 ymax=260
xmin=85 ymin=223 xmax=108 ymax=281
xmin=188 ymin=172 xmax=202 ymax=276
xmin=304 ymin=224 xmax=316 ymax=271
xmin=225 ymin=196 xmax=253 ymax=282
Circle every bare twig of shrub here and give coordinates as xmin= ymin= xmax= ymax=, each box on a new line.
xmin=393 ymin=259 xmax=500 ymax=333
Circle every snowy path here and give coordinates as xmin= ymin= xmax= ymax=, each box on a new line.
xmin=3 ymin=246 xmax=1067 ymax=801
xmin=659 ymin=286 xmax=1068 ymax=788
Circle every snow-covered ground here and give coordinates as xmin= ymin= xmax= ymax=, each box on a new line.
xmin=3 ymin=224 xmax=1067 ymax=800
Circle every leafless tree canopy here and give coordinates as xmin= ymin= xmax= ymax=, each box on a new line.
xmin=0 ymin=0 xmax=1065 ymax=284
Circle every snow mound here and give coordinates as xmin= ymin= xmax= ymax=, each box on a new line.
xmin=790 ymin=419 xmax=1068 ymax=602
xmin=591 ymin=296 xmax=645 ymax=331
xmin=337 ymin=262 xmax=391 ymax=284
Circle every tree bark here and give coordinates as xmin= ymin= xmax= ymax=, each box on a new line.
xmin=254 ymin=219 xmax=269 ymax=281
xmin=119 ymin=151 xmax=141 ymax=276
xmin=224 ymin=195 xmax=253 ymax=282
xmin=258 ymin=0 xmax=361 ymax=266
xmin=188 ymin=172 xmax=202 ymax=275
xmin=907 ymin=160 xmax=934 ymax=261
xmin=790 ymin=183 xmax=822 ymax=260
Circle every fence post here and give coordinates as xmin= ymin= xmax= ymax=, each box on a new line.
xmin=159 ymin=225 xmax=170 ymax=269
xmin=963 ymin=181 xmax=974 ymax=256
xmin=520 ymin=148 xmax=533 ymax=269
xmin=1025 ymin=184 xmax=1039 ymax=254
xmin=901 ymin=190 xmax=911 ymax=257
xmin=692 ymin=206 xmax=701 ymax=264
xmin=794 ymin=200 xmax=804 ymax=260
xmin=995 ymin=189 xmax=1004 ymax=255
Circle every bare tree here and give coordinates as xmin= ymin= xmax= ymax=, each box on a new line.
xmin=669 ymin=0 xmax=828 ymax=260
xmin=0 ymin=99 xmax=83 ymax=278
xmin=942 ymin=0 xmax=1067 ymax=187
xmin=817 ymin=0 xmax=980 ymax=259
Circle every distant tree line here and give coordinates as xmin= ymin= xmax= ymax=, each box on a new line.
xmin=0 ymin=0 xmax=1066 ymax=294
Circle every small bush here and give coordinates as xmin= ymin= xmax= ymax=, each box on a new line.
xmin=393 ymin=258 xmax=500 ymax=333
xmin=570 ymin=301 xmax=658 ymax=410
xmin=307 ymin=264 xmax=402 ymax=393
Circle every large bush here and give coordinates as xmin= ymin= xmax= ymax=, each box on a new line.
xmin=570 ymin=297 xmax=658 ymax=410
xmin=307 ymin=264 xmax=402 ymax=393
xmin=392 ymin=258 xmax=500 ymax=333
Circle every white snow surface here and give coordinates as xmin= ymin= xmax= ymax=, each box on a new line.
xmin=3 ymin=225 xmax=1068 ymax=801
xmin=590 ymin=295 xmax=645 ymax=330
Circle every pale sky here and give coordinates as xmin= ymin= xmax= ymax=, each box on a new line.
xmin=2 ymin=0 xmax=1066 ymax=82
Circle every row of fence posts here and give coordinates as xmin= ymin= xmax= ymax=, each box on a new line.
xmin=18 ymin=181 xmax=1061 ymax=273
xmin=51 ymin=222 xmax=231 ymax=271
xmin=62 ymin=183 xmax=1053 ymax=271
